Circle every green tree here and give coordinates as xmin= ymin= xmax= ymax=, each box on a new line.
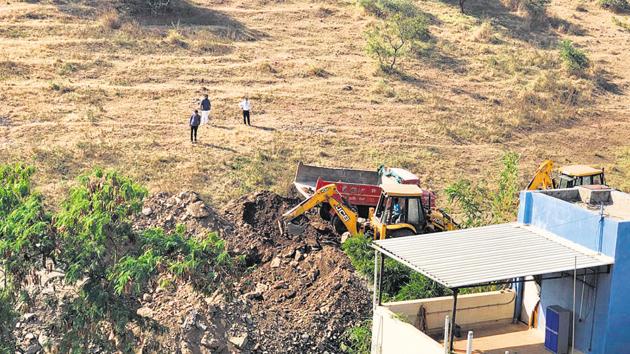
xmin=54 ymin=168 xmax=148 ymax=286
xmin=445 ymin=151 xmax=521 ymax=226
xmin=342 ymin=234 xmax=449 ymax=300
xmin=491 ymin=152 xmax=520 ymax=223
xmin=0 ymin=164 xmax=51 ymax=352
xmin=366 ymin=13 xmax=429 ymax=72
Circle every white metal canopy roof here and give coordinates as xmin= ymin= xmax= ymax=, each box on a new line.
xmin=371 ymin=223 xmax=614 ymax=288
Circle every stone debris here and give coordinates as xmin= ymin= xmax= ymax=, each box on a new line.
xmin=11 ymin=190 xmax=370 ymax=353
xmin=228 ymin=332 xmax=249 ymax=348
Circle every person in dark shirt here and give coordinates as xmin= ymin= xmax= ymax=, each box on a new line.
xmin=190 ymin=110 xmax=201 ymax=143
xmin=200 ymin=94 xmax=211 ymax=125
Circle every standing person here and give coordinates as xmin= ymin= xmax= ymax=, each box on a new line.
xmin=189 ymin=110 xmax=201 ymax=143
xmin=239 ymin=96 xmax=251 ymax=126
xmin=200 ymin=94 xmax=211 ymax=125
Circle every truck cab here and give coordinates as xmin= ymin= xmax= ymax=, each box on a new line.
xmin=557 ymin=165 xmax=606 ymax=189
xmin=369 ymin=184 xmax=428 ymax=240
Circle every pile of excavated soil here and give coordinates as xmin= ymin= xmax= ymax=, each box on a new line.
xmin=12 ymin=191 xmax=370 ymax=353
xmin=222 ymin=191 xmax=371 ymax=353
xmin=136 ymin=190 xmax=371 ymax=353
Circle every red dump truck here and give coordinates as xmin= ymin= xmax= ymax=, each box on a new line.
xmin=292 ymin=162 xmax=436 ymax=219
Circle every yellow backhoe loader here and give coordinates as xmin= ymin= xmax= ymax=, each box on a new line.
xmin=279 ymin=183 xmax=457 ymax=240
xmin=527 ymin=160 xmax=606 ymax=190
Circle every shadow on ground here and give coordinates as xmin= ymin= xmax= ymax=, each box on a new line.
xmin=197 ymin=142 xmax=237 ymax=152
xmin=52 ymin=0 xmax=265 ymax=41
xmin=249 ymin=125 xmax=275 ymax=132
xmin=440 ymin=0 xmax=586 ymax=48
xmin=133 ymin=0 xmax=266 ymax=41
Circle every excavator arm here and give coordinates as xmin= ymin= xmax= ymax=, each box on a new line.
xmin=280 ymin=184 xmax=359 ymax=235
xmin=527 ymin=159 xmax=555 ymax=190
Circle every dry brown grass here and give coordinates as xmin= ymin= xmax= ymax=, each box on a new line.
xmin=0 ymin=0 xmax=629 ymax=207
xmin=471 ymin=20 xmax=496 ymax=42
xmin=100 ymin=9 xmax=122 ymax=30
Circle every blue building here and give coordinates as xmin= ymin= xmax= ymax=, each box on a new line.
xmin=370 ymin=186 xmax=630 ymax=354
xmin=519 ymin=187 xmax=630 ymax=354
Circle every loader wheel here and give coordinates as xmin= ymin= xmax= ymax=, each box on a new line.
xmin=331 ymin=216 xmax=347 ymax=235
xmin=388 ymin=228 xmax=415 ymax=238
xmin=319 ymin=203 xmax=332 ymax=221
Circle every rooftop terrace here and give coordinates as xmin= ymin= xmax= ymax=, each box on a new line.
xmin=539 ymin=186 xmax=630 ymax=221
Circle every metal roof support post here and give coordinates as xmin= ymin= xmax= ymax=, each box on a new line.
xmin=450 ymin=288 xmax=459 ymax=353
xmin=379 ymin=253 xmax=385 ymax=306
xmin=373 ymin=250 xmax=383 ymax=310
xmin=513 ymin=277 xmax=525 ymax=324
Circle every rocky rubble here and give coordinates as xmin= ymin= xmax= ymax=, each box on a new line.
xmin=12 ymin=190 xmax=371 ymax=353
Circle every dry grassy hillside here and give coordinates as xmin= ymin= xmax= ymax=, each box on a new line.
xmin=1 ymin=0 xmax=629 ymax=206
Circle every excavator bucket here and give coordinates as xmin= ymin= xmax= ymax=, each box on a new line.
xmin=278 ymin=215 xmax=310 ymax=236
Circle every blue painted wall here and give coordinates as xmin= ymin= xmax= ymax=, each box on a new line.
xmin=602 ymin=221 xmax=630 ymax=353
xmin=517 ymin=191 xmax=630 ymax=353
xmin=517 ymin=192 xmax=618 ymax=258
xmin=537 ymin=272 xmax=612 ymax=353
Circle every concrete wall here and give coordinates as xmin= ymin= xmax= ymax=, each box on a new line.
xmin=520 ymin=276 xmax=539 ymax=325
xmin=372 ymin=306 xmax=443 ymax=354
xmin=384 ymin=290 xmax=516 ymax=334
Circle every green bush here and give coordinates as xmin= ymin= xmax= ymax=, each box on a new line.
xmin=0 ymin=164 xmax=238 ymax=350
xmin=341 ymin=320 xmax=372 ymax=354
xmin=55 ymin=168 xmax=148 ymax=285
xmin=110 ymin=226 xmax=235 ymax=295
xmin=0 ymin=164 xmax=51 ymax=290
xmin=599 ymin=0 xmax=629 ymax=12
xmin=559 ymin=40 xmax=589 ymax=74
xmin=342 ymin=235 xmax=448 ymax=300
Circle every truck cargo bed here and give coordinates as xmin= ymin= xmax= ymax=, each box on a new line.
xmin=293 ymin=162 xmax=381 ymax=206
xmin=293 ymin=162 xmax=436 ymax=212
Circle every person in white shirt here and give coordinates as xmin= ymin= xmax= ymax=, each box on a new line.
xmin=199 ymin=94 xmax=211 ymax=125
xmin=239 ymin=97 xmax=251 ymax=126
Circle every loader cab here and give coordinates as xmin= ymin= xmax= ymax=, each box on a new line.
xmin=371 ymin=184 xmax=428 ymax=240
xmin=558 ymin=165 xmax=605 ymax=189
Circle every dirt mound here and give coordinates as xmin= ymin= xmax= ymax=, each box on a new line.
xmin=133 ymin=190 xmax=371 ymax=353
xmin=222 ymin=191 xmax=371 ymax=353
xmin=13 ymin=190 xmax=370 ymax=353
xmin=222 ymin=191 xmax=338 ymax=265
